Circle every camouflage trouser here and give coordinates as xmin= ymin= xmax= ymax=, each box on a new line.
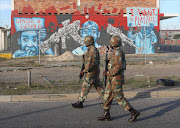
xmin=104 ymin=75 xmax=132 ymax=111
xmin=78 ymin=77 xmax=104 ymax=102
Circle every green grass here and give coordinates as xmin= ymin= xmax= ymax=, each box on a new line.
xmin=33 ymin=63 xmax=44 ymax=67
xmin=0 ymin=83 xmax=30 ymax=95
xmin=0 ymin=80 xmax=83 ymax=95
xmin=0 ymin=76 xmax=179 ymax=95
xmin=0 ymin=57 xmax=7 ymax=62
xmin=124 ymin=78 xmax=157 ymax=89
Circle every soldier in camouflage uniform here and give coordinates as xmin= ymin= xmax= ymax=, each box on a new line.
xmin=72 ymin=36 xmax=104 ymax=108
xmin=97 ymin=36 xmax=140 ymax=122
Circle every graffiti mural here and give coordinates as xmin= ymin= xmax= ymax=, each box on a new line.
xmin=127 ymin=7 xmax=158 ymax=54
xmin=127 ymin=23 xmax=157 ymax=54
xmin=11 ymin=6 xmax=163 ymax=56
xmin=40 ymin=19 xmax=142 ymax=55
xmin=40 ymin=19 xmax=84 ymax=54
xmin=107 ymin=24 xmax=142 ymax=52
xmin=12 ymin=17 xmax=54 ymax=58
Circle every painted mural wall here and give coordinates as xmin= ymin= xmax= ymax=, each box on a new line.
xmin=127 ymin=7 xmax=158 ymax=54
xmin=11 ymin=5 xmax=162 ymax=58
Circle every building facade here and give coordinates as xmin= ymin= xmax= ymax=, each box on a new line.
xmin=0 ymin=27 xmax=11 ymax=51
xmin=11 ymin=0 xmax=166 ymax=58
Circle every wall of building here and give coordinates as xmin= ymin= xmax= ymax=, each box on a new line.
xmin=14 ymin=0 xmax=157 ymax=14
xmin=159 ymin=30 xmax=180 ymax=52
xmin=11 ymin=0 xmax=164 ymax=58
xmin=160 ymin=30 xmax=180 ymax=40
xmin=0 ymin=28 xmax=5 ymax=51
xmin=0 ymin=28 xmax=11 ymax=52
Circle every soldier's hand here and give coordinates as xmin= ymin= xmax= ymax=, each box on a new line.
xmin=103 ymin=70 xmax=107 ymax=76
xmin=79 ymin=71 xmax=84 ymax=78
xmin=107 ymin=46 xmax=112 ymax=54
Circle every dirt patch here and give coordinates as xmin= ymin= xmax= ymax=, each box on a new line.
xmin=47 ymin=51 xmax=81 ymax=62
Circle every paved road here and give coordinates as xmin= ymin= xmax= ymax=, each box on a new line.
xmin=0 ymin=98 xmax=180 ymax=128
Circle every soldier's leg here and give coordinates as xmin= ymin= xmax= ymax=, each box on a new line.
xmin=72 ymin=77 xmax=92 ymax=108
xmin=78 ymin=77 xmax=93 ymax=102
xmin=93 ymin=77 xmax=104 ymax=99
xmin=113 ymin=87 xmax=132 ymax=111
xmin=111 ymin=76 xmax=132 ymax=111
xmin=112 ymin=76 xmax=140 ymax=122
xmin=97 ymin=79 xmax=112 ymax=121
xmin=103 ymin=77 xmax=114 ymax=109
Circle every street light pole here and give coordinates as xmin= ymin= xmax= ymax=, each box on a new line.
xmin=39 ymin=30 xmax=41 ymax=64
xmin=144 ymin=27 xmax=147 ymax=64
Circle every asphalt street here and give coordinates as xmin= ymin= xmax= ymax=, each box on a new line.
xmin=0 ymin=98 xmax=180 ymax=128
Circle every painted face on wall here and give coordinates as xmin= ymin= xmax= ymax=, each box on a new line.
xmin=80 ymin=20 xmax=100 ymax=42
xmin=18 ymin=31 xmax=39 ymax=56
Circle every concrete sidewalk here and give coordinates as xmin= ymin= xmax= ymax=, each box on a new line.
xmin=0 ymin=89 xmax=180 ymax=102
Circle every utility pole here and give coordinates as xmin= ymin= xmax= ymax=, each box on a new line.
xmin=77 ymin=0 xmax=81 ymax=11
xmin=144 ymin=27 xmax=147 ymax=64
xmin=39 ymin=30 xmax=41 ymax=64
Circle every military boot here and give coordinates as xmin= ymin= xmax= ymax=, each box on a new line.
xmin=97 ymin=109 xmax=111 ymax=121
xmin=72 ymin=101 xmax=83 ymax=108
xmin=128 ymin=108 xmax=141 ymax=122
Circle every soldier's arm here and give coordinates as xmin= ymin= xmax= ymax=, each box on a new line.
xmin=111 ymin=52 xmax=123 ymax=76
xmin=83 ymin=50 xmax=96 ymax=73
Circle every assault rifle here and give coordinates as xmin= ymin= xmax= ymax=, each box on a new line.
xmin=79 ymin=63 xmax=85 ymax=79
xmin=121 ymin=50 xmax=126 ymax=84
xmin=104 ymin=46 xmax=109 ymax=87
xmin=79 ymin=55 xmax=85 ymax=83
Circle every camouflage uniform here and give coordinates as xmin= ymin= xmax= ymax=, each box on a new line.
xmin=78 ymin=45 xmax=104 ymax=102
xmin=97 ymin=36 xmax=140 ymax=122
xmin=77 ymin=37 xmax=104 ymax=102
xmin=103 ymin=47 xmax=132 ymax=111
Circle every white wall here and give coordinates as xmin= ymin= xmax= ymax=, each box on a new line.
xmin=156 ymin=0 xmax=160 ymax=8
xmin=11 ymin=0 xmax=14 ymax=11
xmin=0 ymin=29 xmax=5 ymax=51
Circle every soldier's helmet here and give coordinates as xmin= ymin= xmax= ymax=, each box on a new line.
xmin=109 ymin=36 xmax=122 ymax=47
xmin=84 ymin=36 xmax=94 ymax=47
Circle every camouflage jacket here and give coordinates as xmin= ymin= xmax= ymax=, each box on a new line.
xmin=107 ymin=47 xmax=125 ymax=77
xmin=83 ymin=45 xmax=100 ymax=78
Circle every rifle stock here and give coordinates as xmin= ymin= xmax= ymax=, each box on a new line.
xmin=79 ymin=63 xmax=85 ymax=79
xmin=79 ymin=55 xmax=85 ymax=81
xmin=104 ymin=46 xmax=109 ymax=87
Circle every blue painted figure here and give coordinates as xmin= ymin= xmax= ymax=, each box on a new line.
xmin=127 ymin=23 xmax=135 ymax=40
xmin=127 ymin=23 xmax=157 ymax=54
xmin=141 ymin=25 xmax=157 ymax=54
xmin=72 ymin=20 xmax=101 ymax=55
xmin=13 ymin=29 xmax=54 ymax=58
xmin=128 ymin=23 xmax=143 ymax=54
xmin=135 ymin=27 xmax=143 ymax=54
xmin=148 ymin=23 xmax=157 ymax=54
